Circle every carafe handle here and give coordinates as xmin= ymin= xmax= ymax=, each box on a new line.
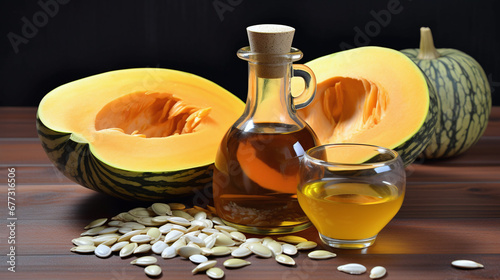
xmin=292 ymin=64 xmax=317 ymax=109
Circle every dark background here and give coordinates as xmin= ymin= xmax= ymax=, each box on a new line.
xmin=1 ymin=0 xmax=499 ymax=107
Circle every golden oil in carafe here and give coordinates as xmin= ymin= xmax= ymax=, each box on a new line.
xmin=213 ymin=122 xmax=316 ymax=234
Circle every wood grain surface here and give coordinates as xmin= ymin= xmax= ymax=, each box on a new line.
xmin=1 ymin=107 xmax=499 ymax=280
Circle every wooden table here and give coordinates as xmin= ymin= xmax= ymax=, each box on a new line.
xmin=1 ymin=107 xmax=499 ymax=280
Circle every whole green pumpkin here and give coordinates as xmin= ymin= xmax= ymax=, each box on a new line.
xmin=401 ymin=27 xmax=492 ymax=159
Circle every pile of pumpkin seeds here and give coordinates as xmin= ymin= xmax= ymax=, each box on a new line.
xmin=70 ymin=202 xmax=341 ymax=278
xmin=71 ymin=202 xmax=484 ymax=278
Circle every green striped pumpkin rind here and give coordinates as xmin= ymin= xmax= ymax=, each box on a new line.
xmin=393 ymin=70 xmax=440 ymax=166
xmin=36 ymin=115 xmax=213 ymax=201
xmin=401 ymin=48 xmax=492 ymax=159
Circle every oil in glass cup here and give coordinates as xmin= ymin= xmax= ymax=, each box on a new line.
xmin=297 ymin=143 xmax=405 ymax=249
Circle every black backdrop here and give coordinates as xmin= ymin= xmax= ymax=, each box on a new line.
xmin=1 ymin=0 xmax=499 ymax=106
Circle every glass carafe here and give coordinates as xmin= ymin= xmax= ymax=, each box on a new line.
xmin=212 ymin=24 xmax=319 ymax=234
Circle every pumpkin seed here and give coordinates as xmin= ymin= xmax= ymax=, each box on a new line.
xmin=130 ymin=256 xmax=157 ymax=266
xmin=147 ymin=227 xmax=161 ymax=241
xmin=117 ymin=229 xmax=143 ymax=242
xmin=151 ymin=203 xmax=172 ymax=216
xmin=275 ymin=254 xmax=295 ymax=266
xmin=172 ymin=210 xmax=195 ymax=221
xmin=204 ymin=234 xmax=217 ymax=249
xmin=171 ymin=224 xmax=189 ymax=233
xmin=277 ymin=235 xmax=307 ymax=244
xmin=84 ymin=218 xmax=108 ymax=229
xmin=282 ymin=243 xmax=298 ymax=255
xmin=151 ymin=241 xmax=168 ymax=254
xmin=178 ymin=246 xmax=202 ymax=258
xmin=121 ymin=222 xmax=146 ymax=230
xmin=158 ymin=224 xmax=174 ymax=234
xmin=338 ymin=263 xmax=367 ymax=275
xmin=144 ymin=264 xmax=162 ymax=277
xmin=451 ymin=260 xmax=484 ymax=269
xmin=214 ymin=225 xmax=237 ymax=232
xmin=100 ymin=237 xmax=118 ymax=246
xmin=200 ymin=247 xmax=213 ymax=256
xmin=70 ymin=245 xmax=96 ymax=253
xmin=129 ymin=207 xmax=153 ymax=218
xmin=245 ymin=238 xmax=262 ymax=243
xmin=206 ymin=267 xmax=224 ymax=279
xmin=134 ymin=244 xmax=152 ymax=254
xmin=296 ymin=241 xmax=317 ymax=250
xmin=152 ymin=215 xmax=170 ymax=224
xmin=250 ymin=243 xmax=272 ymax=258
xmin=80 ymin=226 xmax=106 ymax=236
xmin=136 ymin=217 xmax=164 ymax=226
xmin=97 ymin=227 xmax=119 ymax=235
xmin=110 ymin=241 xmax=129 ymax=252
xmin=230 ymin=231 xmax=246 ymax=242
xmin=95 ymin=244 xmax=112 ymax=258
xmin=261 ymin=237 xmax=273 ymax=246
xmin=130 ymin=234 xmax=152 ymax=243
xmin=211 ymin=246 xmax=232 ymax=256
xmin=231 ymin=247 xmax=252 ymax=258
xmin=168 ymin=202 xmax=186 ymax=210
xmin=215 ymin=233 xmax=236 ymax=247
xmin=194 ymin=211 xmax=207 ymax=221
xmin=107 ymin=220 xmax=124 ymax=227
xmin=189 ymin=254 xmax=208 ymax=264
xmin=211 ymin=216 xmax=224 ymax=225
xmin=164 ymin=230 xmax=184 ymax=243
xmin=170 ymin=238 xmax=187 ymax=249
xmin=161 ymin=246 xmax=177 ymax=258
xmin=223 ymin=258 xmax=251 ymax=268
xmin=168 ymin=216 xmax=191 ymax=227
xmin=192 ymin=260 xmax=217 ymax=274
xmin=266 ymin=240 xmax=283 ymax=256
xmin=118 ymin=227 xmax=133 ymax=234
xmin=72 ymin=237 xmax=94 ymax=246
xmin=119 ymin=242 xmax=138 ymax=258
xmin=112 ymin=212 xmax=137 ymax=222
xmin=202 ymin=228 xmax=219 ymax=235
xmin=370 ymin=266 xmax=387 ymax=279
xmin=307 ymin=250 xmax=336 ymax=259
xmin=185 ymin=234 xmax=205 ymax=247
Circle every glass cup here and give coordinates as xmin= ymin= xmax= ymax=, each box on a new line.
xmin=297 ymin=143 xmax=405 ymax=249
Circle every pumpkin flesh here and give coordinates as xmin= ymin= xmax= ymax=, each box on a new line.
xmin=296 ymin=47 xmax=432 ymax=164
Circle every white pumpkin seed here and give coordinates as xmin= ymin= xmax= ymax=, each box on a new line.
xmin=171 ymin=224 xmax=189 ymax=233
xmin=185 ymin=234 xmax=205 ymax=247
xmin=245 ymin=238 xmax=262 ymax=243
xmin=161 ymin=246 xmax=177 ymax=258
xmin=201 ymin=247 xmax=213 ymax=256
xmin=84 ymin=218 xmax=108 ymax=229
xmin=211 ymin=246 xmax=232 ymax=256
xmin=164 ymin=230 xmax=184 ymax=243
xmin=70 ymin=245 xmax=96 ymax=253
xmin=172 ymin=210 xmax=195 ymax=221
xmin=100 ymin=237 xmax=118 ymax=246
xmin=250 ymin=243 xmax=272 ymax=258
xmin=158 ymin=224 xmax=174 ymax=234
xmin=192 ymin=260 xmax=217 ymax=274
xmin=307 ymin=250 xmax=336 ymax=259
xmin=134 ymin=244 xmax=151 ymax=254
xmin=119 ymin=242 xmax=138 ymax=257
xmin=168 ymin=216 xmax=191 ymax=227
xmin=338 ymin=263 xmax=367 ymax=275
xmin=118 ymin=227 xmax=133 ymax=235
xmin=178 ymin=246 xmax=202 ymax=258
xmin=275 ymin=254 xmax=295 ymax=266
xmin=451 ymin=260 xmax=484 ymax=269
xmin=80 ymin=226 xmax=106 ymax=236
xmin=296 ymin=241 xmax=317 ymax=250
xmin=95 ymin=244 xmax=112 ymax=258
xmin=97 ymin=227 xmax=119 ymax=235
xmin=211 ymin=216 xmax=224 ymax=225
xmin=230 ymin=231 xmax=246 ymax=242
xmin=223 ymin=258 xmax=251 ymax=268
xmin=206 ymin=267 xmax=224 ymax=279
xmin=282 ymin=243 xmax=298 ymax=255
xmin=215 ymin=233 xmax=236 ymax=247
xmin=152 ymin=215 xmax=170 ymax=223
xmin=231 ymin=247 xmax=252 ymax=258
xmin=204 ymin=234 xmax=217 ymax=249
xmin=170 ymin=238 xmax=187 ymax=249
xmin=194 ymin=211 xmax=207 ymax=221
xmin=121 ymin=222 xmax=146 ymax=230
xmin=110 ymin=241 xmax=129 ymax=252
xmin=117 ymin=229 xmax=143 ymax=242
xmin=202 ymin=228 xmax=220 ymax=235
xmin=130 ymin=234 xmax=153 ymax=243
xmin=277 ymin=235 xmax=307 ymax=244
xmin=151 ymin=203 xmax=172 ymax=216
xmin=72 ymin=237 xmax=94 ymax=246
xmin=144 ymin=264 xmax=162 ymax=277
xmin=107 ymin=220 xmax=124 ymax=227
xmin=266 ymin=241 xmax=283 ymax=256
xmin=189 ymin=254 xmax=208 ymax=264
xmin=261 ymin=237 xmax=274 ymax=246
xmin=147 ymin=228 xmax=162 ymax=241
xmin=129 ymin=208 xmax=152 ymax=218
xmin=214 ymin=225 xmax=237 ymax=232
xmin=136 ymin=217 xmax=164 ymax=226
xmin=370 ymin=266 xmax=387 ymax=279
xmin=151 ymin=241 xmax=168 ymax=254
xmin=130 ymin=256 xmax=157 ymax=266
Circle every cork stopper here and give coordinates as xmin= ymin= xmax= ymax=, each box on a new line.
xmin=246 ymin=24 xmax=296 ymax=78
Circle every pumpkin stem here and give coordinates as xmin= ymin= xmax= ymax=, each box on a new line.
xmin=417 ymin=27 xmax=441 ymax=60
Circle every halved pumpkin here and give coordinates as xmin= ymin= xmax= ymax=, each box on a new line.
xmin=294 ymin=47 xmax=439 ymax=166
xmin=37 ymin=68 xmax=244 ymax=200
